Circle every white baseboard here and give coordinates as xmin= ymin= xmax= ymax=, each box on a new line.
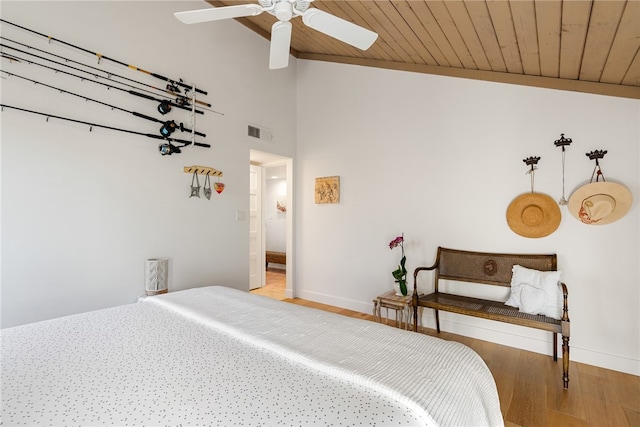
xmin=427 ymin=315 xmax=639 ymax=376
xmin=295 ymin=289 xmax=375 ymax=315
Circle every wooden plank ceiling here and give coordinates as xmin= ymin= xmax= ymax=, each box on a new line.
xmin=204 ymin=1 xmax=640 ymax=99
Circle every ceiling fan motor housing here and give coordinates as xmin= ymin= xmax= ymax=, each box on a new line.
xmin=274 ymin=1 xmax=293 ymax=21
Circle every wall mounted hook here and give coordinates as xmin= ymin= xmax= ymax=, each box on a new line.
xmin=554 ymin=133 xmax=572 ymax=151
xmin=523 ymin=156 xmax=541 ymax=173
xmin=586 ymin=149 xmax=607 ymax=162
xmin=586 ymin=150 xmax=608 ymax=182
xmin=555 ymin=134 xmax=572 ymax=206
xmin=183 ymin=165 xmax=223 ymax=177
xmin=523 ymin=156 xmax=541 ymax=166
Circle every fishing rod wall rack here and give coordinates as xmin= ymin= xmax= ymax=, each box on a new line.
xmin=0 ymin=19 xmax=216 ymax=156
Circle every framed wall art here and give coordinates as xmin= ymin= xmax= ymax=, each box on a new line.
xmin=315 ymin=176 xmax=340 ymax=204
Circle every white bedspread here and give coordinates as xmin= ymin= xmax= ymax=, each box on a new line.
xmin=2 ymin=286 xmax=503 ymax=426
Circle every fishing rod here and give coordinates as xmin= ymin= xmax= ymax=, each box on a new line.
xmin=0 ymin=104 xmax=210 ymax=155
xmin=0 ymin=51 xmax=204 ymax=115
xmin=1 ymin=36 xmax=214 ymax=109
xmin=0 ymin=18 xmax=207 ymax=96
xmin=1 ymin=70 xmax=206 ymax=138
xmin=0 ymin=44 xmax=207 ymax=115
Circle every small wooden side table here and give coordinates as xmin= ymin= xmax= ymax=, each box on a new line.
xmin=373 ymin=290 xmax=418 ymax=330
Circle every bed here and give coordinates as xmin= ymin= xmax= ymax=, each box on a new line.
xmin=1 ymin=286 xmax=504 ymax=426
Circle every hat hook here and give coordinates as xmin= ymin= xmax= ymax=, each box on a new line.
xmin=554 ymin=133 xmax=572 ymax=205
xmin=523 ymin=156 xmax=540 ymax=169
xmin=554 ymin=133 xmax=572 ymax=152
xmin=587 ymin=150 xmax=607 ymax=182
xmin=523 ymin=156 xmax=541 ymax=193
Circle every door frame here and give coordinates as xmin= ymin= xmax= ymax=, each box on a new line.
xmin=250 ymin=150 xmax=294 ymax=298
xmin=249 ymin=164 xmax=264 ymax=290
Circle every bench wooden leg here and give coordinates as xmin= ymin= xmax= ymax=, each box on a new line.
xmin=553 ymin=333 xmax=558 ymax=361
xmin=562 ymin=335 xmax=570 ymax=389
xmin=435 ymin=309 xmax=440 ymax=333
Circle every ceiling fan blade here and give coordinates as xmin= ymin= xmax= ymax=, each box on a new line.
xmin=269 ymin=21 xmax=292 ymax=69
xmin=302 ymin=8 xmax=378 ymax=51
xmin=174 ymin=4 xmax=263 ymax=25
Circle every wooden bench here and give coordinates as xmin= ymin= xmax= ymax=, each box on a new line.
xmin=412 ymin=247 xmax=570 ymax=388
xmin=266 ymin=251 xmax=286 ymax=269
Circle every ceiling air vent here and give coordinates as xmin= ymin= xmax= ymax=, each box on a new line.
xmin=247 ymin=123 xmax=273 ymax=143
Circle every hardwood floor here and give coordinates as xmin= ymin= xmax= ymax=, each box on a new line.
xmin=254 ymin=270 xmax=640 ymax=427
xmin=250 ymin=267 xmax=287 ymax=300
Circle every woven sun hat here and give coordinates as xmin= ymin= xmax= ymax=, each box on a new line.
xmin=506 ymin=192 xmax=562 ymax=238
xmin=567 ymin=181 xmax=633 ymax=225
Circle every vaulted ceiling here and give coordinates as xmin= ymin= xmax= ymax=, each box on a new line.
xmin=203 ymin=0 xmax=639 ymax=99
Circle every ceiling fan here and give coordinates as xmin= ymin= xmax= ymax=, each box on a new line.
xmin=174 ymin=0 xmax=378 ymax=69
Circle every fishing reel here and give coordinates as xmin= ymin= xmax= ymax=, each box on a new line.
xmin=159 ymin=120 xmax=184 ymax=137
xmin=168 ymin=82 xmax=193 ymax=108
xmin=158 ymin=141 xmax=181 ymax=156
xmin=157 ymin=100 xmax=172 ymax=115
xmin=166 ymin=83 xmax=181 ymax=93
xmin=174 ymin=96 xmax=191 ymax=108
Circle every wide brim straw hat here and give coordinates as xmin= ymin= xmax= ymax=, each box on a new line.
xmin=568 ymin=181 xmax=633 ymax=225
xmin=506 ymin=192 xmax=561 ymax=238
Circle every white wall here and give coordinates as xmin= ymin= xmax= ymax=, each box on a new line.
xmin=295 ymin=61 xmax=639 ymax=375
xmin=0 ymin=1 xmax=297 ymax=327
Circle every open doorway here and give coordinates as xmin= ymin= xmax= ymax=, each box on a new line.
xmin=249 ymin=150 xmax=293 ymax=301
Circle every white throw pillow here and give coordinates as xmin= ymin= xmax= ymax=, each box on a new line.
xmin=505 ymin=265 xmax=563 ymax=320
xmin=519 ymin=284 xmax=546 ymax=315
